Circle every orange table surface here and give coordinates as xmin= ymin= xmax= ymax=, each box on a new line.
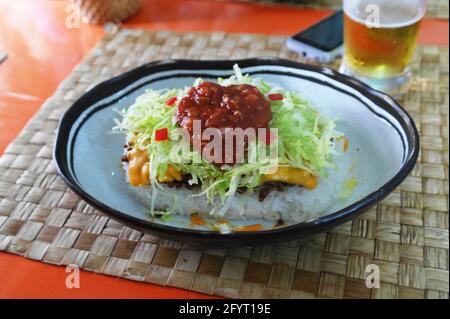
xmin=0 ymin=0 xmax=448 ymax=299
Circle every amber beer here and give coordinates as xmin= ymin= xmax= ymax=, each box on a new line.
xmin=341 ymin=0 xmax=425 ymax=95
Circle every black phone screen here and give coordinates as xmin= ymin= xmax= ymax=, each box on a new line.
xmin=292 ymin=10 xmax=343 ymax=52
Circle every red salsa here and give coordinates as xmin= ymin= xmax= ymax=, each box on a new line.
xmin=176 ymin=82 xmax=272 ymax=165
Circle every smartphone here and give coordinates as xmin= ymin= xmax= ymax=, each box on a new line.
xmin=286 ymin=10 xmax=343 ymax=63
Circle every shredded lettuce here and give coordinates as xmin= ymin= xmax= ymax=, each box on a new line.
xmin=114 ymin=65 xmax=343 ymax=215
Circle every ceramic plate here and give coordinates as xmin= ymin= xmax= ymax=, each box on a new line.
xmin=54 ymin=58 xmax=419 ymax=246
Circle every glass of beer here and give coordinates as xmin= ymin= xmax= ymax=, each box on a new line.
xmin=340 ymin=0 xmax=425 ymax=96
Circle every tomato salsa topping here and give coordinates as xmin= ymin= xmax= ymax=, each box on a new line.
xmin=175 ymin=82 xmax=272 ymax=164
xmin=268 ymin=93 xmax=283 ymax=101
xmin=155 ymin=128 xmax=169 ymax=141
xmin=165 ymin=96 xmax=177 ymax=106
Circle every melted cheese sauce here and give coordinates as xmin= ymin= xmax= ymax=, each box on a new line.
xmin=343 ymin=137 xmax=349 ymax=152
xmin=336 ymin=136 xmax=349 ymax=152
xmin=127 ymin=148 xmax=150 ymax=186
xmin=260 ymin=166 xmax=318 ymax=189
xmin=127 ymin=150 xmax=318 ymax=190
xmin=157 ymin=165 xmax=183 ymax=183
xmin=126 ymin=148 xmax=182 ymax=186
xmin=126 ymin=121 xmax=349 ymax=191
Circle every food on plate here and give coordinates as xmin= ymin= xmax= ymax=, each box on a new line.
xmin=114 ymin=65 xmax=355 ymax=228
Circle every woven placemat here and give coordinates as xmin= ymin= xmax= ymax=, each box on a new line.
xmin=242 ymin=0 xmax=449 ymax=19
xmin=0 ymin=29 xmax=448 ymax=299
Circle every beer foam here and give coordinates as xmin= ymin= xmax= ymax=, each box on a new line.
xmin=344 ymin=0 xmax=425 ymax=28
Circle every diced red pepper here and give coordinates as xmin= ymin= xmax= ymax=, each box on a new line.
xmin=155 ymin=128 xmax=169 ymax=141
xmin=268 ymin=93 xmax=283 ymax=101
xmin=259 ymin=129 xmax=277 ymax=145
xmin=166 ymin=96 xmax=177 ymax=106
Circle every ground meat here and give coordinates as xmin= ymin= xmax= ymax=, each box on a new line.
xmin=165 ymin=174 xmax=200 ymax=190
xmin=176 ymin=81 xmax=272 ymax=165
xmin=275 ymin=218 xmax=285 ymax=227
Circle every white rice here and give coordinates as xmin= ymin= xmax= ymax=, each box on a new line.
xmin=126 ymin=153 xmax=352 ymax=223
